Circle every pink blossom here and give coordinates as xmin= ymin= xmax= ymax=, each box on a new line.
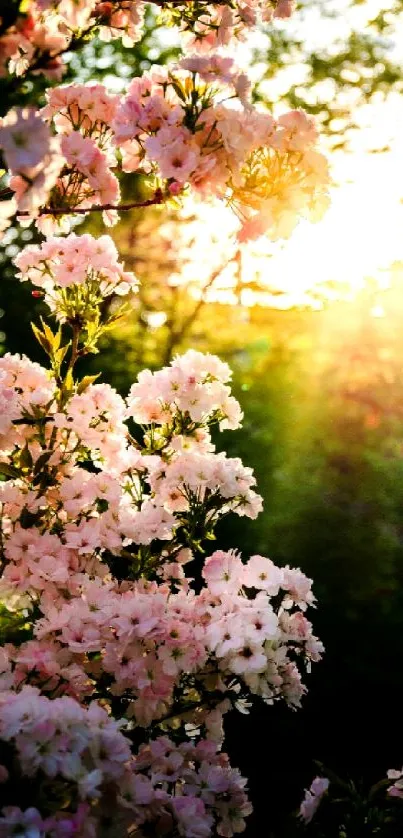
xmin=0 ymin=108 xmax=51 ymax=170
xmin=242 ymin=554 xmax=283 ymax=594
xmin=388 ymin=768 xmax=403 ymax=798
xmin=299 ymin=776 xmax=330 ymax=823
xmin=203 ymin=550 xmax=244 ymax=596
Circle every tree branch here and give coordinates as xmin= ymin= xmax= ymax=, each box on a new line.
xmin=162 ymin=250 xmax=240 ymax=364
xmin=16 ymin=191 xmax=165 ymax=217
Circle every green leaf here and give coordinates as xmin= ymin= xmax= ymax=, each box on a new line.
xmin=102 ymin=307 xmax=129 ymax=334
xmin=32 ymin=323 xmax=52 ymax=356
xmin=64 ymin=368 xmax=74 ymax=394
xmin=54 ymin=344 xmax=69 ymax=366
xmin=169 ymin=79 xmax=187 ymax=103
xmin=77 ymin=373 xmax=101 ymax=394
xmin=33 ymin=450 xmax=53 ymax=476
xmin=19 ymin=444 xmax=33 ymax=470
xmin=0 ymin=462 xmax=19 ymax=478
xmin=40 ymin=318 xmax=61 ymax=352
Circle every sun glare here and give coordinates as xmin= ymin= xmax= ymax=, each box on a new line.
xmin=169 ymin=88 xmax=403 ymax=313
xmin=188 ymin=0 xmax=403 ymax=313
xmin=109 ymin=0 xmax=403 ymax=314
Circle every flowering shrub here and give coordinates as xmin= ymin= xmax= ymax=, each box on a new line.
xmin=0 ymin=263 xmax=323 ymax=832
xmin=0 ymin=0 xmax=327 ymax=834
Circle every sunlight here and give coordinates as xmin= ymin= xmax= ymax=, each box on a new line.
xmin=168 ymin=91 xmax=403 ymax=312
xmin=193 ymin=0 xmax=403 ymax=311
xmin=99 ymin=0 xmax=403 ymax=314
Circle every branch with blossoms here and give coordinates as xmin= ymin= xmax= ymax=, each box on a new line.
xmin=0 ymin=0 xmax=294 ymax=94
xmin=0 ymin=59 xmax=330 ymax=244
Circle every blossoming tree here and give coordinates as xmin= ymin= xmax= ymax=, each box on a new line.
xmin=0 ymin=2 xmax=328 ymax=835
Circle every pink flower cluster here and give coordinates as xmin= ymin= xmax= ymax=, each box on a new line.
xmin=299 ymin=776 xmax=330 ymax=824
xmin=0 ymin=109 xmax=64 ymax=231
xmin=0 ymin=347 xmax=262 ymax=577
xmin=0 ymin=85 xmax=121 ymax=237
xmin=0 ymin=685 xmax=130 ymax=794
xmin=112 ymin=62 xmax=329 ymax=240
xmin=0 ymin=353 xmax=55 ymax=446
xmin=0 ymin=61 xmax=329 ymax=240
xmin=180 ymin=0 xmax=294 ymax=53
xmin=0 ymin=335 xmax=322 ymax=832
xmin=127 ymin=349 xmax=242 ymax=429
xmin=388 ymin=768 xmax=403 ymax=799
xmin=0 ymin=364 xmax=322 ymax=707
xmin=0 ymin=1 xmax=144 ymax=82
xmin=119 ymin=736 xmax=253 ymax=838
xmin=41 ymin=84 xmax=121 ymax=229
xmin=0 ymin=550 xmax=321 ymax=755
xmin=14 ymin=232 xmax=138 ymax=316
xmin=0 ymin=3 xmax=70 ymax=80
xmin=14 ymin=550 xmax=320 ymax=718
xmin=0 ymin=700 xmax=251 ymax=838
xmin=0 ymin=0 xmax=293 ymax=84
xmin=0 ymin=805 xmax=93 ymax=838
xmin=0 ymin=347 xmax=264 ymax=604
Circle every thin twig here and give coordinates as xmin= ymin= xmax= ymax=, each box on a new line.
xmin=17 ymin=191 xmax=165 ymax=217
xmin=163 ymin=249 xmax=240 ymax=364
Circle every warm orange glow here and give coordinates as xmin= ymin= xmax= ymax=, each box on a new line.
xmin=158 ymin=87 xmax=403 ymax=313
